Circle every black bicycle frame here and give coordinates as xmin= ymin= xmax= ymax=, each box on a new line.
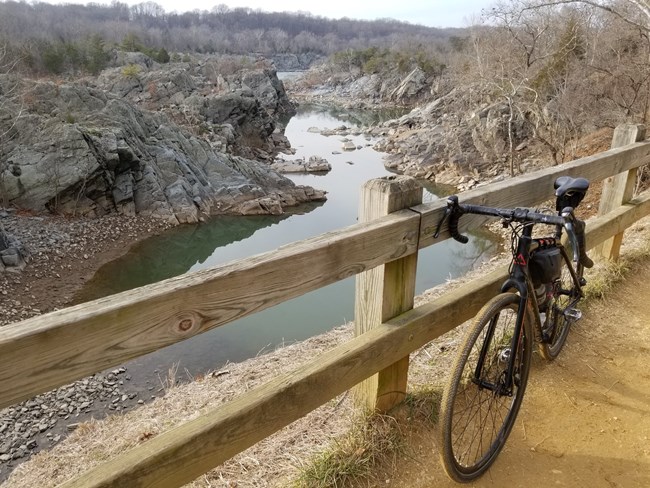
xmin=472 ymin=222 xmax=583 ymax=396
xmin=473 ymin=225 xmax=533 ymax=396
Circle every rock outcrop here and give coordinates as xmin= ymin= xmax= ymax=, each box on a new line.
xmin=270 ymin=53 xmax=320 ymax=71
xmin=288 ymin=66 xmax=432 ymax=108
xmin=371 ymin=90 xmax=533 ymax=186
xmin=387 ymin=67 xmax=429 ymax=104
xmin=0 ymin=67 xmax=325 ymax=224
xmin=94 ymin=57 xmax=296 ymax=161
xmin=271 ymin=156 xmax=331 ymax=173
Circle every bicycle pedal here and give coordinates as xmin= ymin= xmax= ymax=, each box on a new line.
xmin=579 ymin=277 xmax=587 ymax=286
xmin=564 ymin=308 xmax=582 ymax=321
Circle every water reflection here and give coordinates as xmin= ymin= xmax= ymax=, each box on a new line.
xmin=75 ymin=208 xmax=320 ymax=303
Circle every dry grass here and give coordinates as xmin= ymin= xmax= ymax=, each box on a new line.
xmin=3 ymin=327 xmax=358 ymax=488
xmin=582 ymin=224 xmax=650 ymax=301
xmin=5 ymin=217 xmax=650 ymax=488
xmin=293 ymin=412 xmax=405 ymax=487
xmin=291 ymin=388 xmax=442 ymax=488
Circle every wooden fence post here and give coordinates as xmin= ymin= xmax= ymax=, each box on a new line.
xmin=353 ymin=176 xmax=422 ymax=412
xmin=597 ymin=124 xmax=646 ymax=261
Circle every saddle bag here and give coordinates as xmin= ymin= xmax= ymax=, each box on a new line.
xmin=529 ymin=247 xmax=562 ymax=287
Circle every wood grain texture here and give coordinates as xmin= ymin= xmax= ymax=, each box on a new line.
xmin=354 ymin=176 xmax=422 ymax=411
xmin=586 ymin=189 xmax=650 ymax=249
xmin=597 ymin=124 xmax=646 ymax=260
xmin=60 ymin=267 xmax=508 ymax=488
xmin=0 ymin=211 xmax=420 ymax=408
xmin=58 ymin=194 xmax=650 ymax=488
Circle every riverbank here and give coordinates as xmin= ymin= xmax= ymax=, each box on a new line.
xmin=0 ymin=211 xmax=175 ymax=480
xmin=283 ymin=72 xmax=416 ymax=111
xmin=0 ymin=212 xmax=174 ymax=325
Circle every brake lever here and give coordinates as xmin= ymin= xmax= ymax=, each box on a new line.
xmin=561 ymin=207 xmax=580 ymax=263
xmin=433 ymin=206 xmax=453 ymax=239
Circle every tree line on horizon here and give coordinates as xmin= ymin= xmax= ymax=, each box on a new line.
xmin=0 ymin=1 xmax=460 ymax=76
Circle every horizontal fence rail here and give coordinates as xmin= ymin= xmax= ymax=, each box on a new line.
xmin=0 ymin=210 xmax=420 ymax=408
xmin=2 ymin=124 xmax=650 ymax=487
xmin=60 ymin=188 xmax=650 ymax=488
xmin=60 ymin=267 xmax=509 ymax=488
xmin=416 ymin=139 xmax=650 ymax=247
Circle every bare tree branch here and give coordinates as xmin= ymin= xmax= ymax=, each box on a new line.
xmin=523 ymin=0 xmax=650 ymax=33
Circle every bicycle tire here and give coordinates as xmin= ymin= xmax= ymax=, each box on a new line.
xmin=538 ymin=249 xmax=583 ymax=360
xmin=439 ymin=293 xmax=533 ymax=482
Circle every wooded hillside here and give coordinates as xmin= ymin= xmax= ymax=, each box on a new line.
xmin=0 ymin=1 xmax=458 ymax=76
xmin=297 ymin=1 xmax=650 ymax=186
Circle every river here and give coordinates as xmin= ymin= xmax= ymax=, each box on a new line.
xmin=75 ymin=102 xmax=497 ymax=382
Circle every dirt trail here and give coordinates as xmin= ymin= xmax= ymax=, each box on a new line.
xmin=381 ymin=261 xmax=650 ymax=488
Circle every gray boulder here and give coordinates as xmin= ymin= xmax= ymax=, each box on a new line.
xmin=0 ymin=76 xmax=325 ymax=224
xmin=387 ymin=67 xmax=428 ymax=103
xmin=0 ymin=225 xmax=29 ymax=272
xmin=271 ymin=156 xmax=331 ymax=173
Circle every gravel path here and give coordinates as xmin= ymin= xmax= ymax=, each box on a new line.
xmin=384 ymin=257 xmax=650 ymax=488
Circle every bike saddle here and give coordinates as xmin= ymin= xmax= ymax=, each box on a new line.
xmin=554 ymin=176 xmax=590 ymax=198
xmin=554 ymin=176 xmax=590 ymax=211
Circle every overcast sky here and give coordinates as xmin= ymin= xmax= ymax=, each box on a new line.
xmin=211 ymin=1 xmax=495 ymax=27
xmin=59 ymin=0 xmax=496 ymax=28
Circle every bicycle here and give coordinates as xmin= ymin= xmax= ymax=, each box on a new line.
xmin=433 ymin=175 xmax=594 ymax=482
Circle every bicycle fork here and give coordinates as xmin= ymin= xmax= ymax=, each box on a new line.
xmin=472 ymin=296 xmax=527 ymax=397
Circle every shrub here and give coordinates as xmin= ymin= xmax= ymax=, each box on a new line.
xmin=121 ymin=63 xmax=140 ymax=79
xmin=156 ymin=47 xmax=170 ymax=63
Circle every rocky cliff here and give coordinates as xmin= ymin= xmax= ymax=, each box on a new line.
xmin=290 ymin=64 xmax=546 ymax=187
xmin=94 ymin=55 xmax=297 ymax=160
xmin=288 ymin=66 xmax=434 ymax=108
xmin=371 ymin=90 xmax=535 ymax=188
xmin=0 ymin=58 xmax=325 ymax=224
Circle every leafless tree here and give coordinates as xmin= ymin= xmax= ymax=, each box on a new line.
xmin=515 ymin=0 xmax=650 ymax=188
xmin=0 ymin=43 xmax=24 ymax=207
xmin=0 ymin=0 xmax=459 ymax=72
xmin=451 ymin=0 xmax=650 ymax=174
xmin=524 ymin=0 xmax=650 ymax=33
xmin=453 ymin=4 xmax=590 ymax=171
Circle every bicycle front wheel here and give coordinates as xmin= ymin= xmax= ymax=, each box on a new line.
xmin=539 ymin=250 xmax=583 ymax=359
xmin=439 ymin=293 xmax=533 ymax=482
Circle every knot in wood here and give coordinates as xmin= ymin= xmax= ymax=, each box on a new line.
xmin=172 ymin=312 xmax=201 ymax=336
xmin=179 ymin=319 xmax=193 ymax=331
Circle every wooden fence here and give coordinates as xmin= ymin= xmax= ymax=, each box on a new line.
xmin=2 ymin=124 xmax=650 ymax=487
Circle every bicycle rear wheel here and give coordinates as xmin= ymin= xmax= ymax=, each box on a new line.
xmin=439 ymin=293 xmax=533 ymax=482
xmin=539 ymin=250 xmax=583 ymax=359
